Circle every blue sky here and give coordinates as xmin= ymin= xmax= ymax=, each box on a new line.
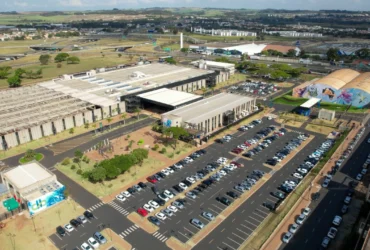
xmin=3 ymin=0 xmax=370 ymax=11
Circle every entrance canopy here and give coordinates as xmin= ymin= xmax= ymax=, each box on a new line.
xmin=300 ymin=97 xmax=321 ymax=109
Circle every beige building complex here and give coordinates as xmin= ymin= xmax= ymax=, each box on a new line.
xmin=0 ymin=63 xmax=227 ymax=150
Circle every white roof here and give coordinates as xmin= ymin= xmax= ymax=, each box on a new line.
xmin=300 ymin=97 xmax=321 ymax=108
xmin=224 ymin=43 xmax=267 ymax=55
xmin=138 ymin=88 xmax=202 ymax=107
xmin=191 ymin=60 xmax=235 ymax=69
xmin=3 ymin=163 xmax=53 ymax=189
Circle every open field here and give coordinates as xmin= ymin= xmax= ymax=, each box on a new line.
xmin=0 ymin=199 xmax=83 ymax=250
xmin=305 ymin=124 xmax=336 ymax=135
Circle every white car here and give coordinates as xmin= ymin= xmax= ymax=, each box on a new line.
xmin=327 ymin=227 xmax=338 ymax=239
xmin=64 ymin=223 xmax=74 ymax=232
xmin=296 ymin=213 xmax=306 ymax=225
xmin=81 ymin=242 xmax=93 ymax=250
xmin=88 ymin=237 xmax=100 ymax=249
xmin=143 ymin=204 xmax=154 ymax=212
xmin=116 ymin=194 xmax=126 ymax=202
xmin=167 ymin=205 xmax=178 ymax=213
xmin=332 ymin=215 xmax=342 ymax=226
xmin=218 ymin=170 xmax=227 ymax=176
xmin=174 ymin=163 xmax=183 ymax=169
xmin=179 ymin=182 xmax=188 ymax=190
xmin=344 ymin=196 xmax=352 ymax=205
xmin=289 ymin=223 xmax=299 ymax=234
xmin=297 ymin=168 xmax=308 ymax=175
xmin=356 ymin=173 xmax=363 ymax=181
xmin=163 ymin=190 xmax=174 ymax=199
xmin=362 ymin=169 xmax=368 ymax=175
xmin=161 ymin=169 xmax=170 ymax=176
xmin=155 ymin=212 xmax=167 ymax=221
xmin=293 ymin=173 xmax=303 ymax=179
xmin=302 ymin=207 xmax=311 ymax=216
xmin=121 ymin=191 xmax=131 ymax=198
xmin=148 ymin=200 xmax=159 ymax=209
xmin=166 ymin=167 xmax=175 ymax=174
xmin=322 ymin=237 xmax=330 ymax=248
xmin=184 ymin=157 xmax=194 ymax=163
xmin=282 ymin=232 xmax=293 ymax=243
xmin=322 ymin=179 xmax=330 ymax=188
xmin=186 ymin=177 xmax=196 ymax=184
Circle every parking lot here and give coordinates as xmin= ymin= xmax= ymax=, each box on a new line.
xmin=228 ymin=81 xmax=279 ymax=99
xmin=48 ymin=118 xmax=327 ymax=250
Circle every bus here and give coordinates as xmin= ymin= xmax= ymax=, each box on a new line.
xmin=159 ymin=56 xmax=172 ymax=63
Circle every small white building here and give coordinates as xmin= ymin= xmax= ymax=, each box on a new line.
xmin=1 ymin=162 xmax=65 ymax=216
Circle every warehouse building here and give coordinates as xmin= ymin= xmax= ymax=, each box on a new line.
xmin=161 ymin=93 xmax=256 ymax=134
xmin=1 ymin=162 xmax=65 ymax=215
xmin=191 ymin=60 xmax=235 ymax=82
xmin=0 ymin=63 xmax=223 ymax=150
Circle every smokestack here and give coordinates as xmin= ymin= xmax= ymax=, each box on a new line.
xmin=180 ymin=33 xmax=183 ymax=49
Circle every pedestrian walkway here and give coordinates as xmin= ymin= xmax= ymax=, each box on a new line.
xmin=86 ymin=201 xmax=105 ymax=212
xmin=152 ymin=231 xmax=168 ymax=242
xmin=119 ymin=224 xmax=139 ymax=239
xmin=108 ymin=201 xmax=130 ymax=216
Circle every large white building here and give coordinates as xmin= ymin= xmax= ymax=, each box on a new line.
xmin=263 ymin=30 xmax=323 ymax=38
xmin=193 ymin=27 xmax=257 ymax=37
xmin=0 ymin=63 xmax=227 ymax=150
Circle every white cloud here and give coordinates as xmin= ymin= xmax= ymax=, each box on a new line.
xmin=59 ymin=0 xmax=83 ymax=6
xmin=14 ymin=1 xmax=28 ymax=7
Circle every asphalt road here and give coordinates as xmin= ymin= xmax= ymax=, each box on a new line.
xmin=280 ymin=127 xmax=370 ymax=250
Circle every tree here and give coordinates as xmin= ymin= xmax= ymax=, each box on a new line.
xmin=24 ymin=149 xmax=36 ymax=160
xmin=164 ymin=127 xmax=189 ymax=149
xmin=326 ymin=48 xmax=340 ymax=61
xmin=7 ymin=75 xmax=21 ymax=88
xmin=165 ymin=57 xmax=177 ymax=64
xmin=0 ymin=66 xmax=11 ymax=79
xmin=54 ymin=53 xmax=70 ymax=62
xmin=67 ymin=56 xmax=80 ymax=64
xmin=90 ymin=167 xmax=106 ymax=182
xmin=286 ymin=49 xmax=297 ymax=58
xmin=106 ymin=117 xmax=112 ymax=129
xmin=39 ymin=54 xmax=51 ymax=65
xmin=173 ymin=28 xmax=179 ymax=35
xmin=355 ymin=48 xmax=370 ymax=59
xmin=118 ymin=53 xmax=122 ymax=58
xmin=121 ymin=113 xmax=127 ymax=125
xmin=132 ymin=148 xmax=148 ymax=166
xmin=270 ymin=70 xmax=291 ymax=80
xmin=14 ymin=68 xmax=25 ymax=77
xmin=201 ymin=87 xmax=207 ymax=96
xmin=74 ymin=150 xmax=83 ymax=168
xmin=103 ymin=164 xmax=121 ymax=179
xmin=180 ymin=48 xmax=189 ymax=53
xmin=134 ymin=107 xmax=141 ymax=120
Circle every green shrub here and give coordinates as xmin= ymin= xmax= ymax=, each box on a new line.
xmin=176 ymin=150 xmax=181 ymax=154
xmin=160 ymin=147 xmax=167 ymax=154
xmin=86 ymin=159 xmax=90 ymax=163
xmin=152 ymin=144 xmax=160 ymax=151
xmin=76 ymin=169 xmax=82 ymax=175
xmin=108 ymin=184 xmax=113 ymax=188
xmin=71 ymin=165 xmax=76 ymax=170
xmin=61 ymin=157 xmax=71 ymax=166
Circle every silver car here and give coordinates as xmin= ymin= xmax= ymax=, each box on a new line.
xmin=201 ymin=212 xmax=215 ymax=221
xmin=190 ymin=218 xmax=204 ymax=229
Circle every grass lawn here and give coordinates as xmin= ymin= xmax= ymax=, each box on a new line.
xmin=0 ymin=199 xmax=83 ymax=250
xmin=299 ymin=74 xmax=320 ymax=82
xmin=162 ymin=141 xmax=194 ymax=159
xmin=279 ymin=112 xmax=308 ymax=122
xmin=56 ymin=158 xmax=164 ymax=198
xmin=273 ymin=95 xmax=308 ymax=106
xmin=305 ymin=124 xmax=336 ymax=135
xmin=19 ymin=153 xmax=44 ymax=164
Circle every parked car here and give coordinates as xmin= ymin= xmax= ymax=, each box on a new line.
xmin=282 ymin=232 xmax=293 ymax=243
xmin=201 ymin=211 xmax=215 ymax=221
xmin=190 ymin=218 xmax=204 ymax=229
xmin=216 ymin=196 xmax=231 ymax=206
xmin=56 ymin=226 xmax=66 ymax=237
xmin=93 ymin=231 xmax=107 ymax=244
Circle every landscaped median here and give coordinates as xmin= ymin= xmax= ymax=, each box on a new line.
xmin=165 ymin=174 xmax=271 ymax=250
xmin=239 ymin=128 xmax=351 ymax=250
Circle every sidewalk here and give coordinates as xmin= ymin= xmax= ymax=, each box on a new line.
xmin=262 ymin=123 xmax=361 ymax=250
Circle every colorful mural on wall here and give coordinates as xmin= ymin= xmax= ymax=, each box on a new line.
xmin=27 ymin=185 xmax=65 ymax=215
xmin=293 ymin=83 xmax=370 ymax=108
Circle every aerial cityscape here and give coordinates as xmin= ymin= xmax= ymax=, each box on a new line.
xmin=0 ymin=2 xmax=370 ymax=250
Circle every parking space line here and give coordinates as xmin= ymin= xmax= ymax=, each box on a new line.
xmin=55 ymin=234 xmax=62 ymax=240
xmin=244 ymin=220 xmax=258 ymax=227
xmin=240 ymin=223 xmax=255 ymax=232
xmin=236 ymin=228 xmax=250 ymax=236
xmin=222 ymin=241 xmax=237 ymax=250
xmin=249 ymin=216 xmax=262 ymax=223
xmin=227 ymin=236 xmax=242 ymax=245
xmin=266 ymin=198 xmax=277 ymax=203
xmin=232 ymin=232 xmax=246 ymax=240
xmin=183 ymin=226 xmax=196 ymax=235
xmin=208 ymin=207 xmax=219 ymax=214
xmin=259 ymin=205 xmax=270 ymax=211
xmin=256 ymin=208 xmax=269 ymax=216
xmin=212 ymin=204 xmax=225 ymax=210
xmin=253 ymin=212 xmax=265 ymax=219
xmin=178 ymin=231 xmax=190 ymax=240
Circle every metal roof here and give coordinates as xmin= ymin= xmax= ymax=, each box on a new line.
xmin=138 ymin=88 xmax=202 ymax=107
xmin=300 ymin=97 xmax=321 ymax=108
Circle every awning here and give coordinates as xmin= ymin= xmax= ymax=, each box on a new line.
xmin=3 ymin=198 xmax=19 ymax=212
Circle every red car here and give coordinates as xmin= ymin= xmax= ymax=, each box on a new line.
xmin=230 ymin=161 xmax=243 ymax=167
xmin=137 ymin=208 xmax=148 ymax=217
xmin=231 ymin=148 xmax=243 ymax=154
xmin=147 ymin=176 xmax=158 ymax=184
xmin=244 ymin=142 xmax=251 ymax=147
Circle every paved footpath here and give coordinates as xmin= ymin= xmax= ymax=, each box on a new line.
xmin=261 ymin=123 xmax=361 ymax=250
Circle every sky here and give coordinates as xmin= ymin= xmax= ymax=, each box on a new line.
xmin=2 ymin=0 xmax=370 ymax=12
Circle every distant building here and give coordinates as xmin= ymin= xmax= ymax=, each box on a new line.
xmin=193 ymin=27 xmax=257 ymax=37
xmin=263 ymin=30 xmax=323 ymax=38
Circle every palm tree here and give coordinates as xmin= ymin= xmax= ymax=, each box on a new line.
xmin=134 ymin=107 xmax=141 ymax=120
xmin=106 ymin=117 xmax=113 ymax=129
xmin=121 ymin=113 xmax=127 ymax=125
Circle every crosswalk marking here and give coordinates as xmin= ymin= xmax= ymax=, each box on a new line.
xmin=108 ymin=201 xmax=130 ymax=216
xmin=86 ymin=202 xmax=104 ymax=212
xmin=119 ymin=225 xmax=139 ymax=239
xmin=152 ymin=231 xmax=168 ymax=242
